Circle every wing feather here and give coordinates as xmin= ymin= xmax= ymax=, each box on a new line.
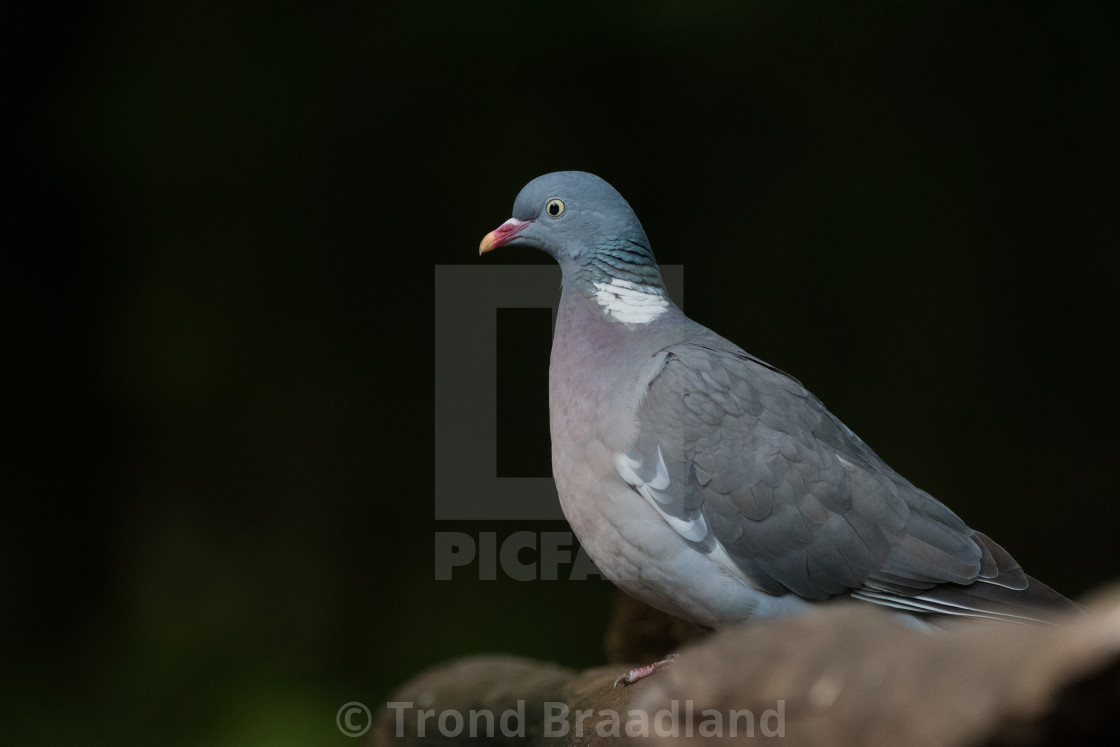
xmin=612 ymin=336 xmax=1075 ymax=622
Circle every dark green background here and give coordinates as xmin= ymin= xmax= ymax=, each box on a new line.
xmin=7 ymin=2 xmax=1119 ymax=744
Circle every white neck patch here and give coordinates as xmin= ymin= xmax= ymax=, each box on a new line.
xmin=592 ymin=278 xmax=669 ymax=324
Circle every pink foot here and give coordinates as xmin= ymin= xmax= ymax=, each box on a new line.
xmin=613 ymin=653 xmax=679 ymax=688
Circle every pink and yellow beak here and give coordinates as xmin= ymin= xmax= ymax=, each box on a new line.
xmin=479 ymin=218 xmax=532 ymax=255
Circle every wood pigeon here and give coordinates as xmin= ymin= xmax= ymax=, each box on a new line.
xmin=479 ymin=171 xmax=1078 ymax=632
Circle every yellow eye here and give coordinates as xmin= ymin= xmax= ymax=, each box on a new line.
xmin=545 ymin=198 xmax=565 ymax=218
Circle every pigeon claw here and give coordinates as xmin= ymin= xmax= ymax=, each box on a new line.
xmin=612 ymin=653 xmax=680 ymax=688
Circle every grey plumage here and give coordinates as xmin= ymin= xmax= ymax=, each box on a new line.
xmin=479 ymin=171 xmax=1078 ymax=628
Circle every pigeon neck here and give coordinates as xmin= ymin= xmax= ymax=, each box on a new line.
xmin=567 ymin=241 xmax=670 ymax=324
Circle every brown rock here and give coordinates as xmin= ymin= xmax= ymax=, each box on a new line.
xmin=372 ymin=587 xmax=1120 ymax=746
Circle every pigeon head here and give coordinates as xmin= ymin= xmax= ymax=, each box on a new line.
xmin=479 ymin=172 xmax=657 ymax=276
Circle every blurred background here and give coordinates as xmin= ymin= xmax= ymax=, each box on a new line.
xmin=6 ymin=2 xmax=1119 ymax=744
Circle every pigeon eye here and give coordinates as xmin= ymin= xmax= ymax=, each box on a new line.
xmin=545 ymin=198 xmax=565 ymax=218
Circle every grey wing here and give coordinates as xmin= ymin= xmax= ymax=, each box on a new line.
xmin=617 ymin=341 xmax=1073 ymax=623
